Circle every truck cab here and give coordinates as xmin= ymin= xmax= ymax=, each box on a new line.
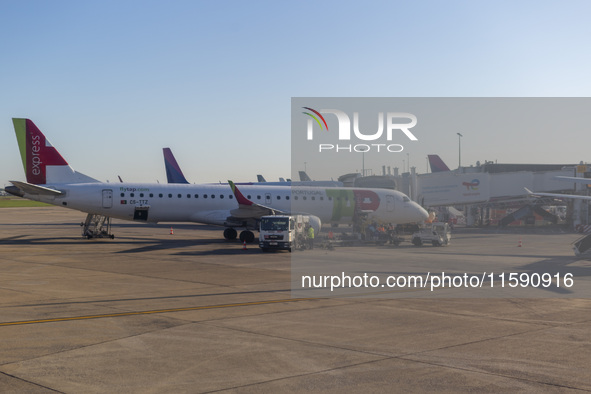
xmin=259 ymin=215 xmax=308 ymax=252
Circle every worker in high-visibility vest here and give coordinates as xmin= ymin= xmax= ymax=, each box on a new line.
xmin=307 ymin=225 xmax=315 ymax=249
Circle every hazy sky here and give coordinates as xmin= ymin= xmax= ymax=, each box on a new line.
xmin=291 ymin=97 xmax=591 ymax=181
xmin=2 ymin=1 xmax=591 ymax=187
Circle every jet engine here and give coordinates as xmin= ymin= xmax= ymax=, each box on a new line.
xmin=308 ymin=215 xmax=322 ymax=234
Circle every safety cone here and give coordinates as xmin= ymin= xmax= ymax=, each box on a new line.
xmin=170 ymin=227 xmax=174 ymax=235
xmin=517 ymin=237 xmax=522 ymax=247
xmin=242 ymin=240 xmax=247 ymax=250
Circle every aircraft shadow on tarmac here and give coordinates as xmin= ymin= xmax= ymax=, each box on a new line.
xmin=370 ymin=254 xmax=588 ymax=296
xmin=518 ymin=256 xmax=591 ymax=295
xmin=172 ymin=247 xmax=276 ymax=256
xmin=0 ymin=234 xmax=253 ymax=256
xmin=117 ymin=238 xmax=253 ymax=255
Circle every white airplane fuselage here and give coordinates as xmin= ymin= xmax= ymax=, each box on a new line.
xmin=22 ymin=182 xmax=428 ymax=227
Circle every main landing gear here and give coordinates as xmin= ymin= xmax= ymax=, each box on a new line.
xmin=223 ymin=228 xmax=255 ymax=243
xmin=239 ymin=230 xmax=255 ymax=243
xmin=223 ymin=228 xmax=237 ymax=240
xmin=81 ymin=214 xmax=114 ymax=239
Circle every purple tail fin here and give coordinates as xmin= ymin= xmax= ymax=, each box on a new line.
xmin=163 ymin=148 xmax=189 ymax=184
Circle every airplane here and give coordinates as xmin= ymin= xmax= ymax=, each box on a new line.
xmin=5 ymin=118 xmax=429 ymax=242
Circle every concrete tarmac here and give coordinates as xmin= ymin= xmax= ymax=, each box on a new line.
xmin=1 ymin=207 xmax=590 ymax=393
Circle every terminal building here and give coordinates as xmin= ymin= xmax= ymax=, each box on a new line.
xmin=337 ymin=159 xmax=591 ymax=230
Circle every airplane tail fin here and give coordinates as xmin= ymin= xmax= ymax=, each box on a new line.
xmin=427 ymin=155 xmax=451 ymax=173
xmin=163 ymin=148 xmax=189 ymax=184
xmin=12 ymin=118 xmax=98 ymax=185
xmin=257 ymin=174 xmax=266 ymax=182
xmin=298 ymin=171 xmax=312 ymax=181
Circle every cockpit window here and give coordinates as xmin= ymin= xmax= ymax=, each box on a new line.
xmin=403 ymin=196 xmax=410 ymax=202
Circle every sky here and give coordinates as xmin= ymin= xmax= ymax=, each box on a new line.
xmin=292 ymin=97 xmax=591 ymax=181
xmin=2 ymin=0 xmax=591 ymax=188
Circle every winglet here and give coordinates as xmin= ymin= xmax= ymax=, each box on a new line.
xmin=228 ymin=180 xmax=253 ymax=206
xmin=524 ymin=187 xmax=543 ymax=198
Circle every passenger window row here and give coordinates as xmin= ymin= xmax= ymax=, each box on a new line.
xmin=118 ymin=192 xmax=369 ymax=203
xmin=119 ymin=192 xmax=301 ymax=201
xmin=120 ymin=192 xmax=236 ymax=199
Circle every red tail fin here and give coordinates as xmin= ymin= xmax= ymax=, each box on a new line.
xmin=427 ymin=155 xmax=451 ymax=173
xmin=13 ymin=118 xmax=97 ymax=184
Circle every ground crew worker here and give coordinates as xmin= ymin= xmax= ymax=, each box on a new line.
xmin=307 ymin=224 xmax=315 ymax=249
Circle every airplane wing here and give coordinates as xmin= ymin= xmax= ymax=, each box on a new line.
xmin=9 ymin=181 xmax=64 ymax=196
xmin=524 ymin=187 xmax=591 ymax=201
xmin=228 ymin=180 xmax=287 ymax=218
xmin=556 ymin=176 xmax=591 ymax=185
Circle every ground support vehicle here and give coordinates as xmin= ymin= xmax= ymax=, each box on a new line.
xmin=259 ymin=215 xmax=310 ymax=252
xmin=411 ymin=222 xmax=451 ymax=247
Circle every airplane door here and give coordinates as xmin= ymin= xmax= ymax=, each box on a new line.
xmin=133 ymin=206 xmax=149 ymax=221
xmin=102 ymin=189 xmax=113 ymax=209
xmin=386 ymin=195 xmax=394 ymax=212
xmin=265 ymin=193 xmax=272 ymax=205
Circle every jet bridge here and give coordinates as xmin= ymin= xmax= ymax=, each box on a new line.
xmin=416 ymin=169 xmax=576 ymax=207
xmin=498 ymin=205 xmax=558 ymax=227
xmin=573 ymin=234 xmax=591 ymax=257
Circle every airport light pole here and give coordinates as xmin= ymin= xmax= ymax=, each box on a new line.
xmin=457 ymin=132 xmax=463 ymax=169
xmin=362 ymin=151 xmax=365 ymax=177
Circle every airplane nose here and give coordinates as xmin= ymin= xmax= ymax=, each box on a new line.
xmin=415 ymin=203 xmax=429 ymax=221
